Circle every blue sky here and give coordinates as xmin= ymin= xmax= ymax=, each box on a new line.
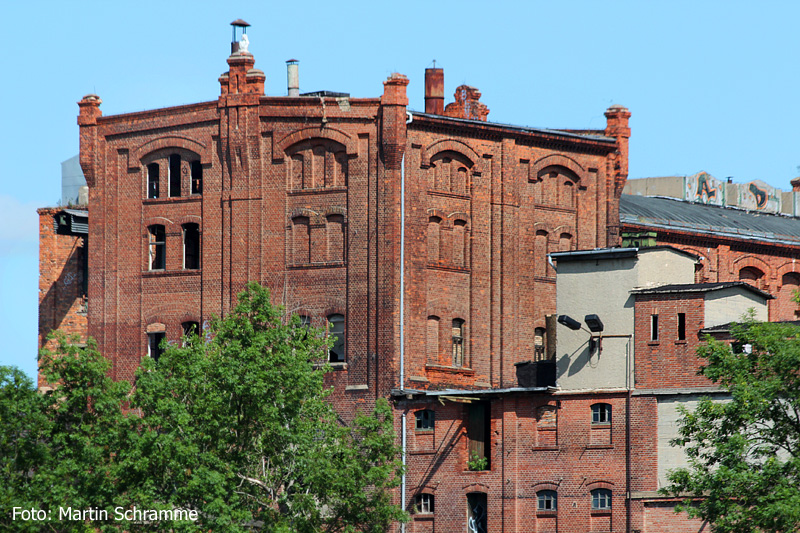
xmin=1 ymin=0 xmax=798 ymax=380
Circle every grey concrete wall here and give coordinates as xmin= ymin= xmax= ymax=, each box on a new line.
xmin=636 ymin=248 xmax=697 ymax=288
xmin=705 ymin=288 xmax=768 ymax=326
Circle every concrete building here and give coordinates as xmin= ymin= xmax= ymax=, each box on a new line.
xmin=550 ymin=247 xmax=771 ymax=532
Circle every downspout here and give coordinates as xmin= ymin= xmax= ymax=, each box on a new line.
xmin=400 ymin=110 xmax=412 ymax=532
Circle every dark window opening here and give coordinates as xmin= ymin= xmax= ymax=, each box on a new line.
xmin=169 ymin=154 xmax=181 ymax=197
xmin=591 ymin=488 xmax=612 ymax=510
xmin=650 ymin=314 xmax=659 ymax=341
xmin=467 ymin=493 xmax=488 ymax=533
xmin=452 ymin=318 xmax=465 ymax=367
xmin=147 ymin=163 xmax=160 ymax=199
xmin=534 ymin=327 xmax=546 ymax=361
xmin=592 ymin=403 xmax=612 ymax=424
xmin=191 ymin=160 xmax=203 ymax=195
xmin=537 ymin=490 xmax=557 ymax=511
xmin=148 ymin=225 xmax=165 ymax=270
xmin=678 ymin=313 xmax=686 ymax=340
xmin=148 ymin=332 xmax=165 ymax=362
xmin=467 ymin=402 xmax=490 ymax=470
xmin=182 ymin=321 xmax=199 ymax=338
xmin=183 ymin=223 xmax=200 ymax=269
xmin=328 ymin=314 xmax=345 ymax=363
xmin=415 ymin=409 xmax=435 ymax=431
xmin=414 ymin=493 xmax=434 ymax=514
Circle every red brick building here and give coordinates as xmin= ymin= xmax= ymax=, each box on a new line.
xmin=40 ymin=27 xmax=640 ymax=531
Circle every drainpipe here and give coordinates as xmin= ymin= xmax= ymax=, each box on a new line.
xmin=399 ymin=110 xmax=413 ymax=532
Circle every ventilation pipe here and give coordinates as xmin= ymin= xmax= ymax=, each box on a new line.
xmin=287 ymin=59 xmax=299 ymax=97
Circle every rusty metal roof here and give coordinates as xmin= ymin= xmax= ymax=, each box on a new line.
xmin=620 ymin=194 xmax=800 ymax=245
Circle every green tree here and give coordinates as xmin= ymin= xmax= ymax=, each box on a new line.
xmin=665 ymin=320 xmax=800 ymax=532
xmin=125 ymin=282 xmax=406 ymax=532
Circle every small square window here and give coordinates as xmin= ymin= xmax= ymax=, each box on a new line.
xmin=591 ymin=488 xmax=612 ymax=510
xmin=537 ymin=490 xmax=557 ymax=511
xmin=415 ymin=409 xmax=435 ymax=431
xmin=414 ymin=493 xmax=434 ymax=514
xmin=591 ymin=403 xmax=611 ymax=424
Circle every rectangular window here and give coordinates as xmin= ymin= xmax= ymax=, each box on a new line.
xmin=677 ymin=313 xmax=686 ymax=340
xmin=183 ymin=223 xmax=200 ymax=269
xmin=148 ymin=332 xmax=165 ymax=362
xmin=169 ymin=154 xmax=181 ymax=197
xmin=415 ymin=409 xmax=435 ymax=431
xmin=147 ymin=163 xmax=160 ymax=199
xmin=650 ymin=314 xmax=659 ymax=341
xmin=452 ymin=319 xmax=465 ymax=367
xmin=467 ymin=402 xmax=490 ymax=470
xmin=191 ymin=160 xmax=203 ymax=195
xmin=149 ymin=226 xmax=165 ymax=270
xmin=414 ymin=494 xmax=434 ymax=514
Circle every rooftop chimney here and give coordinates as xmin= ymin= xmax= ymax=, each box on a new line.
xmin=425 ymin=66 xmax=444 ymax=114
xmin=791 ymin=177 xmax=800 ymax=193
xmin=287 ymin=59 xmax=299 ymax=97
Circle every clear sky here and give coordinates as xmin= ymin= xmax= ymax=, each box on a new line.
xmin=1 ymin=0 xmax=798 ymax=380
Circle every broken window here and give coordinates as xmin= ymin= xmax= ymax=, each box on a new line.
xmin=148 ymin=225 xmax=165 ymax=270
xmin=327 ymin=314 xmax=345 ymax=363
xmin=452 ymin=318 xmax=465 ymax=367
xmin=415 ymin=409 xmax=435 ymax=431
xmin=169 ymin=154 xmax=181 ymax=197
xmin=466 ymin=492 xmax=487 ymax=532
xmin=183 ymin=223 xmax=200 ymax=269
xmin=147 ymin=163 xmax=160 ymax=199
xmin=191 ymin=160 xmax=203 ymax=195
xmin=148 ymin=331 xmax=165 ymax=362
xmin=414 ymin=493 xmax=434 ymax=514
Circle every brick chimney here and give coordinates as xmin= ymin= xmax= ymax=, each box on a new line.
xmin=77 ymin=94 xmax=102 ymax=188
xmin=605 ymin=104 xmax=631 ymax=183
xmin=425 ymin=67 xmax=444 ymax=114
xmin=791 ymin=177 xmax=800 ymax=193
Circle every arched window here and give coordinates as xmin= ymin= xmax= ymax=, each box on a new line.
xmin=148 ymin=225 xmax=165 ymax=270
xmin=292 ymin=216 xmax=310 ymax=265
xmin=183 ymin=223 xmax=200 ymax=269
xmin=427 ymin=316 xmax=440 ymax=363
xmin=591 ymin=489 xmax=612 ymax=510
xmin=169 ymin=154 xmax=181 ymax=197
xmin=147 ymin=163 xmax=160 ymax=199
xmin=427 ymin=216 xmax=441 ymax=264
xmin=415 ymin=409 xmax=435 ymax=431
xmin=537 ymin=490 xmax=557 ymax=511
xmin=739 ymin=266 xmax=765 ymax=289
xmin=327 ymin=314 xmax=345 ymax=363
xmin=190 ymin=160 xmax=203 ymax=195
xmin=452 ymin=318 xmax=465 ymax=367
xmin=591 ymin=403 xmax=612 ymax=424
xmin=453 ymin=220 xmax=466 ymax=268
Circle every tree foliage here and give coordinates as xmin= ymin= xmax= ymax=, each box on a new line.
xmin=666 ymin=319 xmax=800 ymax=532
xmin=1 ymin=283 xmax=405 ymax=532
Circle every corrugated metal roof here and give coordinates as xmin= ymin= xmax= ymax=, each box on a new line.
xmin=620 ymin=195 xmax=800 ymax=245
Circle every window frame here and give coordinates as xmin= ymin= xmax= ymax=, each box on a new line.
xmin=327 ymin=314 xmax=345 ymax=363
xmin=182 ymin=223 xmax=200 ymax=270
xmin=148 ymin=225 xmax=166 ymax=271
xmin=452 ymin=318 xmax=465 ymax=367
xmin=413 ymin=493 xmax=434 ymax=515
xmin=591 ymin=488 xmax=612 ymax=511
xmin=147 ymin=331 xmax=166 ymax=362
xmin=591 ymin=403 xmax=612 ymax=425
xmin=537 ymin=490 xmax=557 ymax=512
xmin=415 ymin=409 xmax=435 ymax=431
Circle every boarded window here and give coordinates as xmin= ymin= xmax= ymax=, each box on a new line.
xmin=427 ymin=316 xmax=440 ymax=364
xmin=453 ymin=220 xmax=466 ymax=268
xmin=427 ymin=217 xmax=441 ymax=264
xmin=327 ymin=215 xmax=345 ymax=262
xmin=292 ymin=216 xmax=310 ymax=264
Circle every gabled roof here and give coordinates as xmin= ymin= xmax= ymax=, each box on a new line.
xmin=620 ymin=194 xmax=800 ymax=246
xmin=630 ymin=281 xmax=773 ymax=300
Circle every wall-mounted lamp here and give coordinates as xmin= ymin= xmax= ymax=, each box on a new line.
xmin=557 ymin=314 xmax=603 ymax=355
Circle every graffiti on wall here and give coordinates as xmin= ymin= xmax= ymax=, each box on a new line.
xmin=685 ymin=172 xmax=724 ymax=205
xmin=738 ymin=180 xmax=781 ymax=212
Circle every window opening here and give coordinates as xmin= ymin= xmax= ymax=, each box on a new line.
xmin=467 ymin=493 xmax=488 ymax=533
xmin=591 ymin=403 xmax=611 ymax=424
xmin=467 ymin=402 xmax=490 ymax=470
xmin=534 ymin=327 xmax=546 ymax=361
xmin=148 ymin=332 xmax=165 ymax=362
xmin=169 ymin=154 xmax=181 ymax=197
xmin=452 ymin=318 xmax=465 ymax=367
xmin=328 ymin=314 xmax=345 ymax=362
xmin=147 ymin=163 xmax=160 ymax=199
xmin=650 ymin=314 xmax=659 ymax=341
xmin=183 ymin=223 xmax=200 ymax=269
xmin=591 ymin=489 xmax=612 ymax=510
xmin=537 ymin=490 xmax=557 ymax=511
xmin=677 ymin=312 xmax=686 ymax=340
xmin=191 ymin=160 xmax=203 ymax=195
xmin=414 ymin=493 xmax=434 ymax=514
xmin=415 ymin=409 xmax=435 ymax=431
xmin=148 ymin=225 xmax=165 ymax=270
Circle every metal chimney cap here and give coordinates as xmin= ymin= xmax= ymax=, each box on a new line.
xmin=286 ymin=59 xmax=299 ymax=64
xmin=230 ymin=19 xmax=251 ymax=27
